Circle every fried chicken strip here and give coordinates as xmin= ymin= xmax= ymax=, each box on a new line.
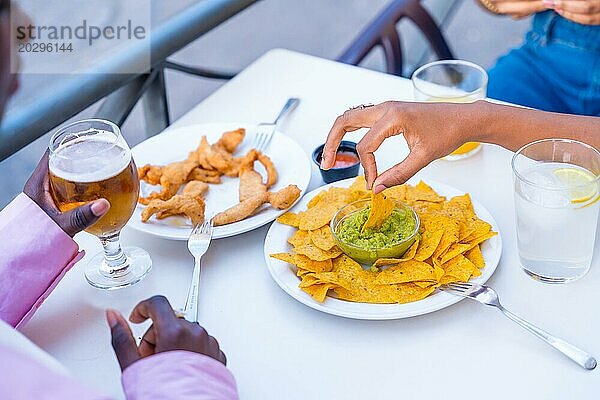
xmin=138 ymin=164 xmax=164 ymax=185
xmin=213 ymin=184 xmax=301 ymax=226
xmin=139 ymin=160 xmax=197 ymax=205
xmin=216 ymin=128 xmax=245 ymax=153
xmin=187 ymin=167 xmax=222 ymax=184
xmin=143 ymin=181 xmax=209 ymax=224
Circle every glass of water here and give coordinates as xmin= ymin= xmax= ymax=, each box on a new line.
xmin=512 ymin=139 xmax=600 ymax=283
xmin=412 ymin=60 xmax=488 ymax=160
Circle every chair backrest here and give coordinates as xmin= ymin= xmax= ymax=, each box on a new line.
xmin=337 ymin=0 xmax=454 ymax=77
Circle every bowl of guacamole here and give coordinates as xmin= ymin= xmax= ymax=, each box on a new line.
xmin=330 ymin=199 xmax=420 ymax=265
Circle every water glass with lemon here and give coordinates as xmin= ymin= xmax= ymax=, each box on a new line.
xmin=512 ymin=139 xmax=600 ymax=283
xmin=412 ymin=60 xmax=488 ymax=160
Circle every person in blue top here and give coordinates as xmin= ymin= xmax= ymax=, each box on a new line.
xmin=482 ymin=0 xmax=600 ymax=116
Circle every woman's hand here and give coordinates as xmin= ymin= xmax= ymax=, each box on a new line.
xmin=23 ymin=152 xmax=110 ymax=237
xmin=322 ymin=101 xmax=475 ymax=193
xmin=107 ymin=295 xmax=227 ymax=371
xmin=482 ymin=0 xmax=547 ymax=19
xmin=550 ymin=0 xmax=600 ymax=25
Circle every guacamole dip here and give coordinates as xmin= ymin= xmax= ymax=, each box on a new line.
xmin=337 ymin=206 xmax=417 ymax=250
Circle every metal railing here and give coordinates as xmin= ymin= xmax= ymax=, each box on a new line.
xmin=0 ymin=0 xmax=259 ymax=162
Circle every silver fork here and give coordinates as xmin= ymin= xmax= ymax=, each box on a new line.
xmin=440 ymin=282 xmax=596 ymax=370
xmin=179 ymin=220 xmax=213 ymax=323
xmin=253 ymin=97 xmax=300 ymax=152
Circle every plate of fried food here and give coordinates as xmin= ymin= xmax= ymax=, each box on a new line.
xmin=128 ymin=123 xmax=311 ymax=239
xmin=263 ymin=176 xmax=502 ymax=320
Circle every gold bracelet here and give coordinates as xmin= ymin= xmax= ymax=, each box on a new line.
xmin=479 ymin=0 xmax=500 ymax=14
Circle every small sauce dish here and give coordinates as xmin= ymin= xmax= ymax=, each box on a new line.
xmin=312 ymin=141 xmax=360 ymax=184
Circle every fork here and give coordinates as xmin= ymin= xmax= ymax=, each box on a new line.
xmin=440 ymin=282 xmax=597 ymax=370
xmin=253 ymin=98 xmax=300 ymax=152
xmin=179 ymin=220 xmax=213 ymax=323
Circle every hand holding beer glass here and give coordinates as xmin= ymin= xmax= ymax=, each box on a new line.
xmin=49 ymin=119 xmax=151 ymax=289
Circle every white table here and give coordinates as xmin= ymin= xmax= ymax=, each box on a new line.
xmin=22 ymin=49 xmax=600 ymax=399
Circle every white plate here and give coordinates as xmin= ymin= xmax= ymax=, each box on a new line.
xmin=128 ymin=123 xmax=312 ymax=240
xmin=263 ymin=177 xmax=502 ymax=320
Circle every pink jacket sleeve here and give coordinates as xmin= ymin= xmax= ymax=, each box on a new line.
xmin=0 ymin=193 xmax=83 ymax=328
xmin=122 ymin=351 xmax=239 ymax=400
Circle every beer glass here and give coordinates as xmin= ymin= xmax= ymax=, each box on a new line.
xmin=49 ymin=119 xmax=151 ymax=289
xmin=412 ymin=60 xmax=488 ymax=160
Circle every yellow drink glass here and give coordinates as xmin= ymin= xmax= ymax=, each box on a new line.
xmin=412 ymin=60 xmax=488 ymax=160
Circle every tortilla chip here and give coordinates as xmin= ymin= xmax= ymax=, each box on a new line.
xmin=309 ymin=226 xmax=337 ymax=251
xmin=440 ymin=243 xmax=473 ymax=265
xmin=414 ymin=230 xmax=444 ymax=261
xmin=464 ymin=231 xmax=497 ymax=249
xmin=465 ymin=245 xmax=485 ymax=268
xmin=414 ymin=281 xmax=439 ymax=289
xmin=294 ymin=243 xmax=342 ymax=261
xmin=270 ymin=253 xmax=333 ymax=273
xmin=406 ymin=181 xmax=446 ymax=203
xmin=383 ymin=185 xmax=407 ymax=203
xmin=371 ymin=238 xmax=420 ymax=269
xmin=348 ymin=176 xmax=371 ymax=200
xmin=298 ymin=202 xmax=340 ymax=231
xmin=287 ymin=229 xmax=311 ymax=248
xmin=362 ymin=192 xmax=395 ymax=231
xmin=461 ymin=219 xmax=492 ymax=243
xmin=276 ymin=212 xmax=301 ymax=227
xmin=374 ymin=260 xmax=438 ymax=285
xmin=303 ymin=283 xmax=335 ymax=302
xmin=440 ymin=254 xmax=478 ymax=283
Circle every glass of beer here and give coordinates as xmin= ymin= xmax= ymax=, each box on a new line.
xmin=412 ymin=60 xmax=488 ymax=160
xmin=49 ymin=119 xmax=151 ymax=289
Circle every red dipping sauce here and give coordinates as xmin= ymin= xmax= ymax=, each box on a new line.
xmin=331 ymin=151 xmax=359 ymax=169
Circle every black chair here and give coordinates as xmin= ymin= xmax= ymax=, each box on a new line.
xmin=337 ymin=0 xmax=454 ymax=78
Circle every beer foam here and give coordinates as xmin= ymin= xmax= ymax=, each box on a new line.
xmin=50 ymin=136 xmax=132 ymax=183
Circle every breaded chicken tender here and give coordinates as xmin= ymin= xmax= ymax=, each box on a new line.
xmin=213 ymin=184 xmax=301 ymax=226
xmin=216 ymin=128 xmax=245 ymax=153
xmin=142 ymin=181 xmax=209 ymax=225
xmin=139 ymin=160 xmax=197 ymax=205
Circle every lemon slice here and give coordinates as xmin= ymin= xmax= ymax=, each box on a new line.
xmin=553 ymin=167 xmax=599 ymax=203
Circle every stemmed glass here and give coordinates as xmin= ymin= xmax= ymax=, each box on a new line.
xmin=49 ymin=119 xmax=151 ymax=289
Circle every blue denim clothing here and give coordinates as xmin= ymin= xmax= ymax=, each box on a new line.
xmin=487 ymin=11 xmax=600 ymax=116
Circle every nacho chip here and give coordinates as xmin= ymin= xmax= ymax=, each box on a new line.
xmin=374 ymin=260 xmax=438 ymax=285
xmin=287 ymin=229 xmax=311 ymax=248
xmin=465 ymin=245 xmax=485 ymax=268
xmin=348 ymin=176 xmax=371 ymax=201
xmin=294 ymin=243 xmax=342 ymax=261
xmin=309 ymin=226 xmax=337 ymax=251
xmin=276 ymin=212 xmax=301 ymax=227
xmin=362 ymin=192 xmax=395 ymax=231
xmin=414 ymin=281 xmax=439 ymax=289
xmin=303 ymin=283 xmax=335 ymax=302
xmin=461 ymin=219 xmax=492 ymax=243
xmin=440 ymin=254 xmax=478 ymax=283
xmin=406 ymin=181 xmax=445 ymax=203
xmin=383 ymin=184 xmax=407 ymax=203
xmin=464 ymin=231 xmax=497 ymax=249
xmin=270 ymin=253 xmax=333 ymax=273
xmin=440 ymin=243 xmax=473 ymax=265
xmin=298 ymin=202 xmax=340 ymax=231
xmin=370 ymin=238 xmax=420 ymax=269
xmin=414 ymin=230 xmax=444 ymax=262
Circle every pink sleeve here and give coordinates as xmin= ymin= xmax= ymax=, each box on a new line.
xmin=122 ymin=351 xmax=239 ymax=400
xmin=0 ymin=193 xmax=83 ymax=328
xmin=0 ymin=344 xmax=111 ymax=400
